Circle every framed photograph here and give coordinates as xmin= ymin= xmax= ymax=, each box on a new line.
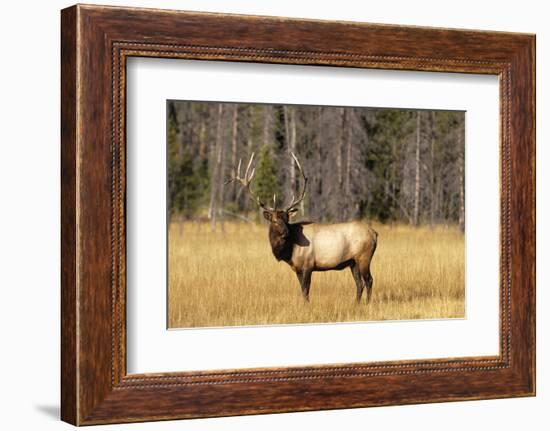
xmin=61 ymin=4 xmax=535 ymax=425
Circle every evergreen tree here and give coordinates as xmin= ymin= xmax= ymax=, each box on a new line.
xmin=366 ymin=110 xmax=413 ymax=222
xmin=168 ymin=113 xmax=209 ymax=219
xmin=173 ymin=150 xmax=193 ymax=215
xmin=167 ymin=114 xmax=181 ymax=219
xmin=253 ymin=145 xmax=280 ymax=209
xmin=196 ymin=158 xmax=210 ymax=208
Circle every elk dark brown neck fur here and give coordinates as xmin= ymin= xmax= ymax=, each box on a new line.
xmin=268 ymin=223 xmax=310 ymax=263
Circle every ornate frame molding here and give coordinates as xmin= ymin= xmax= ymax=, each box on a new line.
xmin=61 ymin=5 xmax=535 ymax=425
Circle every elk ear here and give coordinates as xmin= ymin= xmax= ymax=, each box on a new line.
xmin=287 ymin=208 xmax=299 ymax=218
xmin=263 ymin=211 xmax=272 ymax=221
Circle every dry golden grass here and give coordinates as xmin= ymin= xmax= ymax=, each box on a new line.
xmin=168 ymin=221 xmax=464 ymax=328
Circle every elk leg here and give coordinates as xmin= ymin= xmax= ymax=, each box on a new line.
xmin=350 ymin=263 xmax=364 ymax=303
xmin=363 ymin=269 xmax=373 ymax=303
xmin=300 ymin=270 xmax=312 ymax=302
xmin=357 ymin=260 xmax=373 ymax=304
xmin=295 ymin=271 xmax=303 ymax=293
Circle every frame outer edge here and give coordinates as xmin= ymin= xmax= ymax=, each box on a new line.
xmin=507 ymin=35 xmax=536 ymax=395
xmin=61 ymin=4 xmax=536 ymax=424
xmin=526 ymin=35 xmax=536 ymax=395
xmin=531 ymin=34 xmax=536 ymax=396
xmin=523 ymin=34 xmax=536 ymax=395
xmin=61 ymin=5 xmax=79 ymax=426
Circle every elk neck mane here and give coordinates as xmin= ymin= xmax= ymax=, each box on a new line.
xmin=268 ymin=222 xmax=311 ymax=262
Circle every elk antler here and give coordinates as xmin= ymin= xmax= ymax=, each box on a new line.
xmin=284 ymin=152 xmax=308 ymax=211
xmin=226 ymin=153 xmax=273 ymax=211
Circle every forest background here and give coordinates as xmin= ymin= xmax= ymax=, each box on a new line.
xmin=167 ymin=101 xmax=465 ymax=229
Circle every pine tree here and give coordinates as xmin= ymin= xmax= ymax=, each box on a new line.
xmin=253 ymin=145 xmax=280 ymax=209
xmin=167 ymin=114 xmax=180 ymax=219
xmin=171 ymin=149 xmax=202 ymax=218
xmin=365 ymin=109 xmax=413 ymax=223
xmin=196 ymin=158 xmax=210 ymax=209
xmin=167 ymin=111 xmax=209 ymax=219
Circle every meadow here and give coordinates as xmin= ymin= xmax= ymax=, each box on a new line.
xmin=168 ymin=221 xmax=465 ymax=328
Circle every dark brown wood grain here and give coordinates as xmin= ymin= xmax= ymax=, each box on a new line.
xmin=60 ymin=5 xmax=78 ymax=425
xmin=61 ymin=4 xmax=535 ymax=425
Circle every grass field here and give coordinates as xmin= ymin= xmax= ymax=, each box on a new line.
xmin=168 ymin=221 xmax=464 ymax=328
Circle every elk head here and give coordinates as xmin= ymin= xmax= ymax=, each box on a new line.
xmin=226 ymin=152 xmax=308 ymax=239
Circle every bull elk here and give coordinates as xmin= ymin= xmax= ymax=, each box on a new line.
xmin=227 ymin=152 xmax=378 ymax=303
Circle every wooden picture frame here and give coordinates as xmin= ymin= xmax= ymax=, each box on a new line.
xmin=61 ymin=4 xmax=535 ymax=425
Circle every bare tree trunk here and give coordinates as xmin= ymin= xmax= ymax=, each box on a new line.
xmin=458 ymin=159 xmax=465 ymax=232
xmin=337 ymin=108 xmax=344 ymax=188
xmin=413 ymin=111 xmax=421 ymax=226
xmin=284 ymin=106 xmax=297 ymax=211
xmin=198 ymin=123 xmax=206 ymax=161
xmin=335 ymin=108 xmax=345 ymax=220
xmin=429 ymin=111 xmax=435 ymax=227
xmin=218 ymin=106 xmax=227 ymax=233
xmin=208 ymin=104 xmax=224 ymax=231
xmin=241 ymin=107 xmax=254 ymax=216
xmin=458 ymin=124 xmax=465 ymax=232
xmin=262 ymin=105 xmax=271 ymax=148
xmin=289 ymin=109 xmax=297 ymax=186
xmin=315 ymin=108 xmax=324 ymax=220
xmin=344 ymin=110 xmax=353 ymax=220
xmin=230 ymin=105 xmax=238 ymax=201
xmin=258 ymin=105 xmax=272 ymax=219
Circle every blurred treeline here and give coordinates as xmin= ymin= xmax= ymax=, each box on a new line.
xmin=167 ymin=101 xmax=465 ymax=230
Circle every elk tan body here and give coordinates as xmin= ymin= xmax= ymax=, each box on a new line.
xmin=288 ymin=221 xmax=377 ymax=272
xmin=267 ymin=217 xmax=378 ymax=302
xmin=228 ymin=152 xmax=378 ymax=303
